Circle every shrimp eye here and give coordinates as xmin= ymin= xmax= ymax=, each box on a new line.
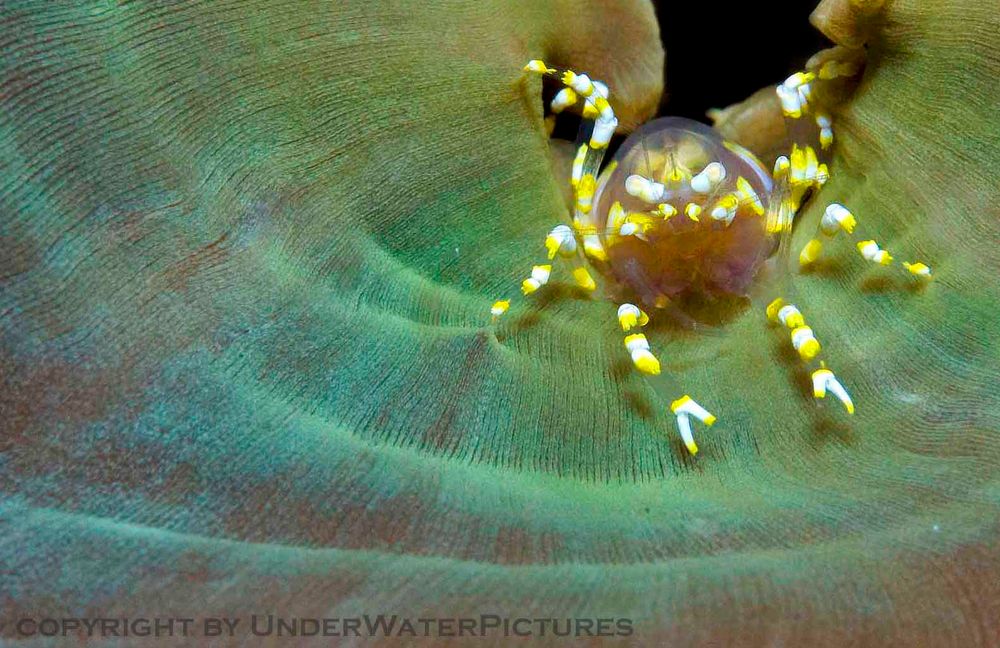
xmin=595 ymin=117 xmax=776 ymax=317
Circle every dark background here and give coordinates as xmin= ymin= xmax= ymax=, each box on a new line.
xmin=547 ymin=2 xmax=831 ymax=148
xmin=653 ymin=0 xmax=831 ymax=119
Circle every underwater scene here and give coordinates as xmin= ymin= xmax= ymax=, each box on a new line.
xmin=1 ymin=0 xmax=998 ymax=645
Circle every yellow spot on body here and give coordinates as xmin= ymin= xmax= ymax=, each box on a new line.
xmin=521 ymin=264 xmax=552 ymax=295
xmin=576 ymin=174 xmax=596 ymax=213
xmin=773 ymin=155 xmax=790 ymax=180
xmin=668 ymin=167 xmax=690 ymax=184
xmin=790 ymin=147 xmax=805 ymax=179
xmin=796 ymin=336 xmax=820 ymax=361
xmin=717 ymin=194 xmax=738 ymax=210
xmin=685 ymin=203 xmax=702 ymax=222
xmin=625 ymin=212 xmax=657 ymax=233
xmin=785 ymin=71 xmax=816 ymax=87
xmin=633 ymin=353 xmax=661 ymax=375
xmin=657 ymin=203 xmax=677 ymax=219
xmin=571 ymin=218 xmax=595 ymax=236
xmin=765 ymin=297 xmax=785 ymax=323
xmin=841 ymin=211 xmax=857 ymax=233
xmin=736 ymin=176 xmax=765 ymax=216
xmin=804 ymin=146 xmax=819 ymax=177
xmin=857 ymin=240 xmax=893 ymax=265
xmin=524 ymin=60 xmax=555 ymax=74
xmin=618 ymin=307 xmax=648 ymax=331
xmin=545 ymin=235 xmax=561 ymax=259
xmin=584 ymin=240 xmax=608 ymax=261
xmin=710 ymin=193 xmax=740 ymax=224
xmin=903 ymin=261 xmax=932 ymax=278
xmin=608 ymin=201 xmax=626 ymax=230
xmin=799 ymin=238 xmax=823 ymax=266
xmin=573 ymin=267 xmax=596 ymax=291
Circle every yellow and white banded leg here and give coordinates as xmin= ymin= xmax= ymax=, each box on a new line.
xmin=618 ymin=303 xmax=716 ymax=455
xmin=765 ymin=297 xmax=855 ymax=414
xmin=774 ymin=66 xmax=846 ymax=230
xmin=490 ymin=224 xmax=598 ymax=320
xmin=775 ymin=68 xmax=933 ymax=282
xmin=797 ymin=202 xmax=933 ymax=281
xmin=524 ymin=59 xmax=619 ymax=262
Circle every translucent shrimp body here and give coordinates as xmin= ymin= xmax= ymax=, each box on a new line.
xmin=490 ymin=57 xmax=932 ymax=457
xmin=593 ymin=118 xmax=779 ymax=309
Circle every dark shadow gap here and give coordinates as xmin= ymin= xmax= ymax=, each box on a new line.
xmin=653 ymin=0 xmax=831 ymax=120
xmin=547 ymin=2 xmax=832 ymax=161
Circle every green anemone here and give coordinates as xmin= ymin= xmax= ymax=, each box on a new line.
xmin=1 ymin=0 xmax=998 ymax=643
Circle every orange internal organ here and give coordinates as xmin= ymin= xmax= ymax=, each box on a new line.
xmin=594 ymin=117 xmax=777 ymax=309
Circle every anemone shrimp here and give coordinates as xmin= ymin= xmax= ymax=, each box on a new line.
xmin=489 ymin=57 xmax=932 ymax=455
